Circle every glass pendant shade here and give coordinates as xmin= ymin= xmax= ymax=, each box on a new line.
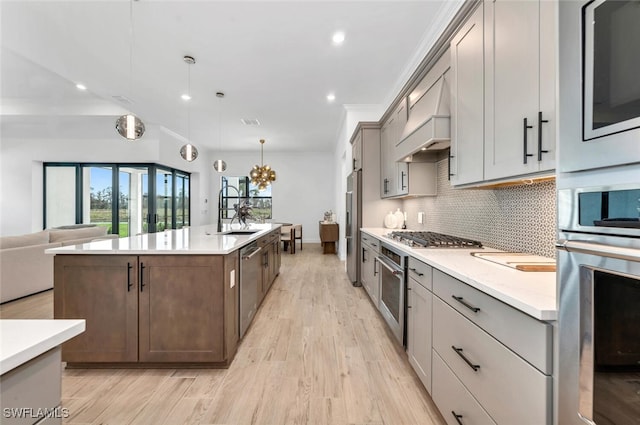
xmin=213 ymin=159 xmax=227 ymax=172
xmin=180 ymin=143 xmax=198 ymax=161
xmin=116 ymin=114 xmax=145 ymax=140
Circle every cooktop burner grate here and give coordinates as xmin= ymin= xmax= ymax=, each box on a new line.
xmin=387 ymin=231 xmax=482 ymax=248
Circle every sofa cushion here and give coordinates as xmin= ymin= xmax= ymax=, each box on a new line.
xmin=0 ymin=230 xmax=50 ymax=249
xmin=49 ymin=226 xmax=108 ymax=243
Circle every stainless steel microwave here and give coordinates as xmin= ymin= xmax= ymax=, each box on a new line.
xmin=559 ymin=0 xmax=640 ymax=172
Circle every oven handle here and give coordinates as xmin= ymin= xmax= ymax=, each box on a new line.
xmin=556 ymin=239 xmax=640 ymax=263
xmin=376 ymin=255 xmax=404 ymax=276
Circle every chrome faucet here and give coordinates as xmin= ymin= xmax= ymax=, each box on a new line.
xmin=217 ymin=183 xmax=241 ymax=233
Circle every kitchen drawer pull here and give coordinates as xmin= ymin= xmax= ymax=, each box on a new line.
xmin=373 ymin=258 xmax=378 ymax=276
xmin=451 ymin=411 xmax=465 ymax=425
xmin=409 ymin=267 xmax=424 ymax=277
xmin=401 ymin=171 xmax=407 ymax=190
xmin=140 ymin=262 xmax=146 ymax=292
xmin=362 ymin=247 xmax=367 ymax=263
xmin=452 ymin=346 xmax=480 ymax=372
xmin=452 ymin=295 xmax=480 ymax=313
xmin=537 ymin=111 xmax=549 ymax=161
xmin=523 ymin=117 xmax=533 ymax=164
xmin=127 ymin=262 xmax=133 ymax=292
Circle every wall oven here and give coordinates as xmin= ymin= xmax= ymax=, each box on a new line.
xmin=376 ymin=243 xmax=407 ymax=346
xmin=559 ymin=0 xmax=640 ymax=172
xmin=557 ymin=183 xmax=640 ymax=425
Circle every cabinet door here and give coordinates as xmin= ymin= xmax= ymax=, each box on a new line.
xmin=450 ymin=4 xmax=485 ymax=185
xmin=361 ymin=243 xmax=379 ymax=306
xmin=138 ymin=255 xmax=225 ymax=362
xmin=484 ymin=0 xmax=540 ymax=180
xmin=352 ymin=130 xmax=363 ymax=171
xmin=54 ymin=255 xmax=138 ymax=363
xmin=407 ymin=278 xmax=433 ymax=393
xmin=380 ymin=120 xmax=393 ymax=197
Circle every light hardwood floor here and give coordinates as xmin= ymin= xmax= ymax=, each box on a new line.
xmin=1 ymin=243 xmax=446 ymax=425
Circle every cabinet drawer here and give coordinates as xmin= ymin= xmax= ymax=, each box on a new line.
xmin=361 ymin=234 xmax=381 ymax=251
xmin=432 ymin=350 xmax=496 ymax=425
xmin=433 ymin=269 xmax=552 ymax=374
xmin=433 ymin=297 xmax=552 ymax=425
xmin=408 ymin=256 xmax=432 ymax=291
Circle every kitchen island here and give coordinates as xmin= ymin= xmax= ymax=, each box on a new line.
xmin=47 ymin=224 xmax=281 ymax=368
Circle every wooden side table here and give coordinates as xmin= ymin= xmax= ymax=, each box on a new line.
xmin=319 ymin=222 xmax=339 ymax=254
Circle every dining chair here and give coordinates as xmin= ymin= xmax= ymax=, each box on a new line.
xmin=280 ymin=225 xmax=294 ymax=253
xmin=293 ymin=224 xmax=302 ymax=251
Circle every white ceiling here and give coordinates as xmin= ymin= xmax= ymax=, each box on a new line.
xmin=1 ymin=0 xmax=462 ymax=153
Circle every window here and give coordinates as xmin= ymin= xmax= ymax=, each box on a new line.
xmin=44 ymin=163 xmax=190 ymax=234
xmin=221 ymin=176 xmax=272 ymax=221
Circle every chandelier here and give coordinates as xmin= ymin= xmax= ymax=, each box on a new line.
xmin=249 ymin=139 xmax=276 ymax=191
xmin=179 ymin=55 xmax=198 ymax=161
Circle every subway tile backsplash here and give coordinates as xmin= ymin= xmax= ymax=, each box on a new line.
xmin=402 ymin=159 xmax=556 ymax=258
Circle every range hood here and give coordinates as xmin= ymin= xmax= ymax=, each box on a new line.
xmin=395 ymin=72 xmax=450 ymax=162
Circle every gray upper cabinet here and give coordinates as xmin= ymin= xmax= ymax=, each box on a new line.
xmin=450 ymin=4 xmax=485 ymax=186
xmin=484 ymin=0 xmax=556 ymax=180
xmin=450 ymin=0 xmax=556 ymax=187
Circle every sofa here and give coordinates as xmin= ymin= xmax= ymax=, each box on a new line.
xmin=0 ymin=226 xmax=119 ymax=303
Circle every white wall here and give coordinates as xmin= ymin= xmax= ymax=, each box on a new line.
xmin=212 ymin=150 xmax=335 ymax=243
xmin=0 ymin=125 xmax=212 ymax=236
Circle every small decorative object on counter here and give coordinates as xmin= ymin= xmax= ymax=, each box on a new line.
xmin=394 ymin=208 xmax=405 ymax=229
xmin=384 ymin=211 xmax=398 ymax=229
xmin=231 ymin=199 xmax=253 ymax=227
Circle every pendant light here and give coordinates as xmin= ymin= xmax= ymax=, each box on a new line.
xmin=249 ymin=139 xmax=276 ymax=191
xmin=115 ymin=0 xmax=145 ymax=140
xmin=213 ymin=91 xmax=227 ymax=172
xmin=179 ymin=55 xmax=198 ymax=161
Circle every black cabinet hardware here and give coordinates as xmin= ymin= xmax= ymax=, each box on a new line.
xmin=523 ymin=117 xmax=534 ymax=164
xmin=452 ymin=295 xmax=480 ymax=313
xmin=537 ymin=111 xmax=549 ymax=161
xmin=127 ymin=262 xmax=133 ymax=292
xmin=448 ymin=154 xmax=455 ymax=180
xmin=373 ymin=258 xmax=378 ymax=276
xmin=452 ymin=345 xmax=480 ymax=371
xmin=409 ymin=267 xmax=424 ymax=277
xmin=401 ymin=171 xmax=407 ymax=190
xmin=362 ymin=247 xmax=367 ymax=263
xmin=451 ymin=411 xmax=465 ymax=425
xmin=353 ymin=158 xmax=356 ymax=170
xmin=140 ymin=263 xmax=146 ymax=292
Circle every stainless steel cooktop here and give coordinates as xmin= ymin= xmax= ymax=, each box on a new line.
xmin=386 ymin=231 xmax=483 ymax=248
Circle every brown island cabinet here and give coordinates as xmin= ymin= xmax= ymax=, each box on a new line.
xmin=51 ymin=225 xmax=281 ymax=368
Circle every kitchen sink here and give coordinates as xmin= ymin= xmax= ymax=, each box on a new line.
xmin=224 ymin=230 xmax=259 ymax=235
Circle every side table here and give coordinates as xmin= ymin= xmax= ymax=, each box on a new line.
xmin=319 ymin=222 xmax=339 ymax=254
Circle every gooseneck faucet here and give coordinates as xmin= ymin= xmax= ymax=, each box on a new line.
xmin=217 ymin=182 xmax=240 ymax=233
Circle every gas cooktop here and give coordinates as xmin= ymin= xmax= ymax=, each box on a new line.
xmin=386 ymin=231 xmax=483 ymax=249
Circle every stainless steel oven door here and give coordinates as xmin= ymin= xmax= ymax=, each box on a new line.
xmin=377 ymin=254 xmax=405 ymax=346
xmin=557 ymin=234 xmax=640 ymax=425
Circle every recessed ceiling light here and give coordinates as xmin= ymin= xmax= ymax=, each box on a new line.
xmin=76 ymin=83 xmax=87 ymax=91
xmin=332 ymin=32 xmax=345 ymax=45
xmin=181 ymin=94 xmax=191 ymax=101
xmin=327 ymin=93 xmax=336 ymax=102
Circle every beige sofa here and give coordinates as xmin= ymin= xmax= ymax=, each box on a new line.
xmin=0 ymin=226 xmax=118 ymax=303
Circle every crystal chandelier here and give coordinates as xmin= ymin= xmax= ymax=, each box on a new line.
xmin=249 ymin=139 xmax=276 ymax=191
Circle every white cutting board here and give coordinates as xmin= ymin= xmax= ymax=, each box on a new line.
xmin=471 ymin=252 xmax=556 ymax=272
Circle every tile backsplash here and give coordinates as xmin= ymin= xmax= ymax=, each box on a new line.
xmin=402 ymin=159 xmax=556 ymax=258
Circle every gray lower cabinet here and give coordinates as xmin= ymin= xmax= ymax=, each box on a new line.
xmin=360 ymin=233 xmax=380 ymax=306
xmin=431 ymin=269 xmax=553 ymax=425
xmin=406 ymin=257 xmax=433 ymax=393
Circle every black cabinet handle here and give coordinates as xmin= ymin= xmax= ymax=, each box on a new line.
xmin=383 ymin=178 xmax=389 ymax=195
xmin=537 ymin=111 xmax=549 ymax=161
xmin=373 ymin=258 xmax=378 ymax=276
xmin=140 ymin=263 xmax=146 ymax=292
xmin=452 ymin=346 xmax=480 ymax=372
xmin=452 ymin=295 xmax=480 ymax=313
xmin=448 ymin=154 xmax=455 ymax=180
xmin=451 ymin=411 xmax=465 ymax=425
xmin=127 ymin=262 xmax=133 ymax=292
xmin=353 ymin=158 xmax=356 ymax=170
xmin=409 ymin=267 xmax=424 ymax=277
xmin=523 ymin=117 xmax=533 ymax=164
xmin=362 ymin=247 xmax=367 ymax=263
xmin=401 ymin=171 xmax=407 ymax=190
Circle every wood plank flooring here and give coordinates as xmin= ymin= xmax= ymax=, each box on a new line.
xmin=1 ymin=243 xmax=446 ymax=425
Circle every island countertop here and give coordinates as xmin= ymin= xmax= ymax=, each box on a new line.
xmin=0 ymin=319 xmax=85 ymax=375
xmin=361 ymin=228 xmax=556 ymax=321
xmin=46 ymin=223 xmax=281 ymax=256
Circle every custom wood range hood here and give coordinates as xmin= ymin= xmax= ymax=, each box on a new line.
xmin=395 ymin=56 xmax=451 ymax=162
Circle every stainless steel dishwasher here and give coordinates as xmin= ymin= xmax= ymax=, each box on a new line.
xmin=239 ymin=242 xmax=262 ymax=338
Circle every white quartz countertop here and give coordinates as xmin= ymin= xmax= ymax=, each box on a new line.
xmin=0 ymin=319 xmax=85 ymax=375
xmin=46 ymin=223 xmax=281 ymax=255
xmin=361 ymin=228 xmax=557 ymax=321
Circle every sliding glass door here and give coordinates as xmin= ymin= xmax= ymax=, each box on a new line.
xmin=44 ymin=163 xmax=189 ymax=234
